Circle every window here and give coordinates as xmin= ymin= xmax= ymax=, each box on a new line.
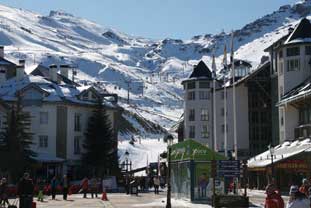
xmin=39 ymin=135 xmax=48 ymax=148
xmin=189 ymin=126 xmax=195 ymax=138
xmin=199 ymin=81 xmax=210 ymax=88
xmin=82 ymin=93 xmax=88 ymax=100
xmin=74 ymin=113 xmax=81 ymax=131
xmin=287 ymin=59 xmax=300 ymax=71
xmin=279 ymin=50 xmax=283 ymax=58
xmin=187 ymin=82 xmax=196 ymax=89
xmin=40 ymin=112 xmax=48 ymax=124
xmin=74 ymin=136 xmax=81 ymax=154
xmin=187 ymin=91 xmax=195 ymax=100
xmin=286 ymin=47 xmax=300 ymax=57
xmin=221 ymin=108 xmax=227 ymax=116
xmin=221 ymin=124 xmax=228 ymax=133
xmin=201 ymin=109 xmax=209 ymax=121
xmin=201 ymin=125 xmax=209 ymax=138
xmin=306 ymin=46 xmax=311 ymax=55
xmin=189 ymin=109 xmax=195 ymax=121
xmin=199 ymin=91 xmax=210 ymax=100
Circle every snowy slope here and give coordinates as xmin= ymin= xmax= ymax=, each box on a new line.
xmin=0 ymin=0 xmax=310 ymax=141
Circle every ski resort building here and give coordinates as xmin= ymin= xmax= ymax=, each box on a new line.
xmin=181 ymin=18 xmax=311 ymax=161
xmin=0 ymin=48 xmax=121 ymax=179
xmin=181 ymin=58 xmax=275 ymax=158
xmin=248 ymin=18 xmax=311 ymax=190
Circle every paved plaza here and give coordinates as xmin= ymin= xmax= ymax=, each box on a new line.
xmin=7 ymin=190 xmax=287 ymax=207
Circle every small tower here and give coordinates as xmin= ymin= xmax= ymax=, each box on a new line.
xmin=181 ymin=60 xmax=213 ymax=146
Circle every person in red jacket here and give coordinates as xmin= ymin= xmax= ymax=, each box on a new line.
xmin=299 ymin=178 xmax=310 ymax=197
xmin=264 ymin=184 xmax=285 ymax=208
xmin=81 ymin=177 xmax=89 ymax=198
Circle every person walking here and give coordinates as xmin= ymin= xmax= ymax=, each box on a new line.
xmin=286 ymin=185 xmax=309 ymax=208
xmin=81 ymin=177 xmax=89 ymax=198
xmin=153 ymin=176 xmax=160 ymax=195
xmin=36 ymin=178 xmax=45 ymax=202
xmin=50 ymin=176 xmax=58 ymax=200
xmin=125 ymin=175 xmax=130 ymax=195
xmin=264 ymin=184 xmax=284 ymax=208
xmin=299 ymin=179 xmax=310 ymax=197
xmin=61 ymin=175 xmax=69 ymax=200
xmin=17 ymin=172 xmax=34 ymax=208
xmin=0 ymin=177 xmax=10 ymax=207
xmin=90 ymin=176 xmax=98 ymax=199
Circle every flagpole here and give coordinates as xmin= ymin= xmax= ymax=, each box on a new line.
xmin=224 ymin=79 xmax=227 ymax=157
xmin=212 ymin=55 xmax=217 ymax=152
xmin=223 ymin=43 xmax=228 ymax=158
xmin=231 ymin=32 xmax=238 ymax=160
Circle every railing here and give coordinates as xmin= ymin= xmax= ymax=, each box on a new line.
xmin=295 ymin=123 xmax=311 ymax=139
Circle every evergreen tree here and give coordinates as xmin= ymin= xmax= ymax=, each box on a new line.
xmin=0 ymin=94 xmax=36 ymax=181
xmin=82 ymin=99 xmax=116 ymax=176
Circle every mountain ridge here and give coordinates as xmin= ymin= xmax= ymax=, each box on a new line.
xmin=0 ymin=1 xmax=309 ymax=138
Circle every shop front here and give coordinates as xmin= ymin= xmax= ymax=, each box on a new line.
xmin=248 ymin=139 xmax=311 ymax=191
xmin=34 ymin=152 xmax=65 ymax=180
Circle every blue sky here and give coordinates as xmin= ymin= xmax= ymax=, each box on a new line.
xmin=0 ymin=0 xmax=298 ymax=39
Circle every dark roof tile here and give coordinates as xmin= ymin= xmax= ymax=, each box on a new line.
xmin=189 ymin=60 xmax=212 ymax=79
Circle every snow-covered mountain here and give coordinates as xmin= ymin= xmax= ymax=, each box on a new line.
xmin=0 ymin=1 xmax=310 ymax=140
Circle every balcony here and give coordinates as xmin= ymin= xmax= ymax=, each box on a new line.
xmin=295 ymin=124 xmax=311 ymax=139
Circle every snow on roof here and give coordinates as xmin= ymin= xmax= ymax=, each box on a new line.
xmin=248 ymin=138 xmax=311 ymax=168
xmin=278 ymin=78 xmax=311 ymax=106
xmin=0 ymin=73 xmax=118 ymax=107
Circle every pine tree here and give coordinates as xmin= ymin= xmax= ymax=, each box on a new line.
xmin=0 ymin=94 xmax=36 ymax=181
xmin=82 ymin=99 xmax=116 ymax=176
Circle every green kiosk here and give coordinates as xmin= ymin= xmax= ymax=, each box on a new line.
xmin=170 ymin=139 xmax=249 ymax=207
xmin=170 ymin=139 xmax=226 ymax=202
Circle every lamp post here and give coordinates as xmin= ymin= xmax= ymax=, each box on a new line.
xmin=124 ymin=150 xmax=132 ymax=195
xmin=166 ymin=134 xmax=174 ymax=208
xmin=268 ymin=145 xmax=275 ymax=183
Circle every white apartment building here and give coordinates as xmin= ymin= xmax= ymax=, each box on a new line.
xmin=0 ymin=48 xmax=121 ymax=178
xmin=266 ymin=18 xmax=311 ymax=143
xmin=181 ymin=59 xmax=261 ymax=158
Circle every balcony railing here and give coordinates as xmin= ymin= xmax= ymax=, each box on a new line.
xmin=295 ymin=124 xmax=311 ymax=139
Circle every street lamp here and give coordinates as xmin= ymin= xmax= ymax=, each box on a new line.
xmin=268 ymin=145 xmax=275 ymax=183
xmin=165 ymin=134 xmax=174 ymax=208
xmin=124 ymin=150 xmax=131 ymax=195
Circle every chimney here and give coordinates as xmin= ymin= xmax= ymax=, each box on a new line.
xmin=49 ymin=64 xmax=58 ymax=82
xmin=0 ymin=46 xmax=4 ymax=58
xmin=16 ymin=60 xmax=25 ymax=80
xmin=60 ymin=64 xmax=69 ymax=78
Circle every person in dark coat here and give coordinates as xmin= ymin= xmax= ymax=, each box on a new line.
xmin=81 ymin=177 xmax=89 ymax=198
xmin=61 ymin=175 xmax=69 ymax=200
xmin=17 ymin=172 xmax=34 ymax=208
xmin=50 ymin=176 xmax=58 ymax=200
xmin=0 ymin=177 xmax=10 ymax=207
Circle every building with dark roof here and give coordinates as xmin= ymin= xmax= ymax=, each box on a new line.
xmin=265 ymin=17 xmax=311 ymax=143
xmin=180 ymin=58 xmax=273 ymax=158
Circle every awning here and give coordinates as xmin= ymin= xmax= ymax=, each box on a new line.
xmin=248 ymin=139 xmax=311 ymax=169
xmin=33 ymin=152 xmax=65 ymax=163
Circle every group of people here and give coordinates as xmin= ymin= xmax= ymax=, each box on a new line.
xmin=124 ymin=175 xmax=162 ymax=195
xmin=0 ymin=172 xmax=105 ymax=208
xmin=265 ymin=178 xmax=311 ymax=208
